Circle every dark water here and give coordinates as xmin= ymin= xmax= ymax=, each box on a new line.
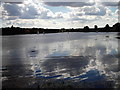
xmin=1 ymin=32 xmax=120 ymax=88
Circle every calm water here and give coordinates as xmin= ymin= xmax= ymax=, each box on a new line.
xmin=1 ymin=32 xmax=120 ymax=88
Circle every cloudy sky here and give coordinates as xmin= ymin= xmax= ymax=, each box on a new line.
xmin=0 ymin=0 xmax=119 ymax=28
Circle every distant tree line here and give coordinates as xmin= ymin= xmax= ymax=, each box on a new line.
xmin=1 ymin=23 xmax=120 ymax=35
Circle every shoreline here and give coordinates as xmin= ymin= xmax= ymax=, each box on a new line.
xmin=1 ymin=31 xmax=119 ymax=36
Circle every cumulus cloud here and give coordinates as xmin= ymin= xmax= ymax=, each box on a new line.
xmin=65 ymin=5 xmax=108 ymax=22
xmin=115 ymin=9 xmax=120 ymax=16
xmin=2 ymin=19 xmax=34 ymax=27
xmin=84 ymin=6 xmax=106 ymax=16
xmin=53 ymin=12 xmax=64 ymax=18
xmin=3 ymin=3 xmax=21 ymax=16
xmin=0 ymin=4 xmax=2 ymax=19
xmin=20 ymin=4 xmax=40 ymax=19
xmin=1 ymin=0 xmax=118 ymax=28
xmin=2 ymin=1 xmax=55 ymax=20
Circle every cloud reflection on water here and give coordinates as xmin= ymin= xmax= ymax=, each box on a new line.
xmin=2 ymin=32 xmax=119 ymax=88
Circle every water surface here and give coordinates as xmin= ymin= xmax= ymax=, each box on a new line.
xmin=1 ymin=32 xmax=120 ymax=88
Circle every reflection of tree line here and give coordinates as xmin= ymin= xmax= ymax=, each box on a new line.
xmin=1 ymin=23 xmax=120 ymax=35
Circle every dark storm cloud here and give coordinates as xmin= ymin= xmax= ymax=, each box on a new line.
xmin=1 ymin=0 xmax=24 ymax=3
xmin=44 ymin=2 xmax=95 ymax=7
xmin=42 ymin=0 xmax=119 ymax=7
xmin=43 ymin=0 xmax=95 ymax=7
xmin=3 ymin=3 xmax=21 ymax=16
xmin=101 ymin=2 xmax=119 ymax=6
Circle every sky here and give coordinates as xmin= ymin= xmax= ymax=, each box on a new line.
xmin=0 ymin=0 xmax=120 ymax=28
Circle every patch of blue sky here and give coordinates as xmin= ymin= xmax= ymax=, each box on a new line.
xmin=109 ymin=7 xmax=118 ymax=12
xmin=45 ymin=5 xmax=70 ymax=13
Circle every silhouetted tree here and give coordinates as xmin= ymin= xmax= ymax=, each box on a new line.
xmin=2 ymin=22 xmax=119 ymax=35
xmin=11 ymin=25 xmax=14 ymax=28
xmin=94 ymin=25 xmax=98 ymax=30
xmin=61 ymin=28 xmax=65 ymax=32
xmin=84 ymin=26 xmax=89 ymax=31
xmin=61 ymin=28 xmax=65 ymax=30
xmin=104 ymin=24 xmax=110 ymax=31
xmin=113 ymin=23 xmax=120 ymax=31
xmin=105 ymin=24 xmax=110 ymax=29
